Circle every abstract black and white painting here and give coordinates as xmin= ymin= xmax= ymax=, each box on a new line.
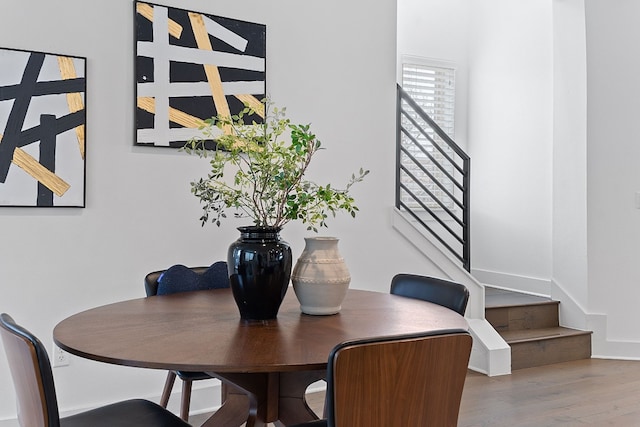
xmin=135 ymin=2 xmax=266 ymax=148
xmin=0 ymin=47 xmax=86 ymax=207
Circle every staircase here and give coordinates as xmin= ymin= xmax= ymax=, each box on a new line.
xmin=485 ymin=287 xmax=592 ymax=370
xmin=395 ymin=86 xmax=592 ymax=375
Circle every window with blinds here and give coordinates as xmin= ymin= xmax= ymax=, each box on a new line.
xmin=400 ymin=61 xmax=457 ymax=210
xmin=402 ymin=63 xmax=455 ymax=135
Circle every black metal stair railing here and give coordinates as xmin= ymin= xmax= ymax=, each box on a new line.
xmin=395 ymin=84 xmax=471 ymax=271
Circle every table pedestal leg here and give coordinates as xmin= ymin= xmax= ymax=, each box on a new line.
xmin=201 ymin=370 xmax=325 ymax=427
xmin=200 ymin=382 xmax=251 ymax=427
xmin=275 ymin=371 xmax=326 ymax=426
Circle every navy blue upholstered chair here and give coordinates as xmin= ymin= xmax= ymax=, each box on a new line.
xmin=0 ymin=313 xmax=190 ymax=427
xmin=289 ymin=330 xmax=473 ymax=427
xmin=144 ymin=262 xmax=230 ymax=421
xmin=390 ymin=273 xmax=470 ymax=316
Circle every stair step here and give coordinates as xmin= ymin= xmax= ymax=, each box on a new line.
xmin=484 ymin=287 xmax=592 ymax=370
xmin=506 ymin=328 xmax=593 ymax=370
xmin=500 ymin=326 xmax=592 ymax=344
xmin=486 ymin=301 xmax=560 ymax=332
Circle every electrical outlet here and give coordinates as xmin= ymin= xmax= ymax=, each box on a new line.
xmin=52 ymin=344 xmax=70 ymax=367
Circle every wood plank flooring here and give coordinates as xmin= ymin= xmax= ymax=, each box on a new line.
xmin=459 ymin=359 xmax=640 ymax=426
xmin=190 ymin=358 xmax=640 ymax=426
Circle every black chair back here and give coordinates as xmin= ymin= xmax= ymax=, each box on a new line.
xmin=144 ymin=262 xmax=229 ymax=297
xmin=390 ymin=273 xmax=470 ymax=315
xmin=144 ymin=266 xmax=210 ymax=296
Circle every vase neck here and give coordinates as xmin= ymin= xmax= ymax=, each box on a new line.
xmin=304 ymin=236 xmax=338 ymax=243
xmin=303 ymin=237 xmax=339 ymax=251
xmin=238 ymin=226 xmax=282 ymax=241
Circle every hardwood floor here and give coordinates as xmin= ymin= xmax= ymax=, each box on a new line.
xmin=190 ymin=358 xmax=640 ymax=426
xmin=460 ymin=358 xmax=640 ymax=426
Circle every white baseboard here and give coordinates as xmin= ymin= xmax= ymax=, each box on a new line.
xmin=550 ymin=280 xmax=640 ymax=361
xmin=471 ymin=268 xmax=552 ymax=297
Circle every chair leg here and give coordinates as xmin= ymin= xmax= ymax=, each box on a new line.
xmin=180 ymin=379 xmax=193 ymax=421
xmin=160 ymin=371 xmax=177 ymax=408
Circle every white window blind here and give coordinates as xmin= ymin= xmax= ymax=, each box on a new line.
xmin=402 ymin=63 xmax=455 ymax=136
xmin=400 ymin=61 xmax=456 ymax=210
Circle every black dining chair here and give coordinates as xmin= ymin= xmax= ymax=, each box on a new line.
xmin=0 ymin=313 xmax=191 ymax=427
xmin=390 ymin=273 xmax=470 ymax=316
xmin=144 ymin=262 xmax=230 ymax=421
xmin=289 ymin=329 xmax=473 ymax=427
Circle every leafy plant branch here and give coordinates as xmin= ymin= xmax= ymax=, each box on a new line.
xmin=183 ymin=99 xmax=369 ymax=230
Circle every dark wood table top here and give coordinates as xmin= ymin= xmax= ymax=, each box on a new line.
xmin=53 ymin=288 xmax=468 ymax=374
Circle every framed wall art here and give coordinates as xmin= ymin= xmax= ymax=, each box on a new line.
xmin=0 ymin=47 xmax=86 ymax=207
xmin=135 ymin=2 xmax=266 ymax=148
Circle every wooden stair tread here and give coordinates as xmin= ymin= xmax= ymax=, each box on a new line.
xmin=500 ymin=326 xmax=592 ymax=344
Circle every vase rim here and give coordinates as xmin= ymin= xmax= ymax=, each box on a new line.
xmin=237 ymin=225 xmax=282 ymax=232
xmin=304 ymin=236 xmax=338 ymax=241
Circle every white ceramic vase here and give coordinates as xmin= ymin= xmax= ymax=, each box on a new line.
xmin=291 ymin=237 xmax=351 ymax=315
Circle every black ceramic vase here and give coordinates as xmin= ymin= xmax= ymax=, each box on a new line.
xmin=227 ymin=226 xmax=292 ymax=320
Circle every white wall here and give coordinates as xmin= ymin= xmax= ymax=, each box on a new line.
xmin=0 ymin=0 xmax=413 ymax=421
xmin=585 ymin=0 xmax=640 ymax=342
xmin=399 ymin=0 xmax=554 ymax=285
xmin=466 ymin=0 xmax=554 ymax=283
xmin=396 ymin=0 xmax=470 ymax=150
xmin=552 ymin=0 xmax=589 ymax=312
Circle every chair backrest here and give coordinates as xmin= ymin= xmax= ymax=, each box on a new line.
xmin=390 ymin=273 xmax=470 ymax=315
xmin=324 ymin=330 xmax=472 ymax=427
xmin=144 ymin=262 xmax=229 ymax=296
xmin=0 ymin=313 xmax=60 ymax=427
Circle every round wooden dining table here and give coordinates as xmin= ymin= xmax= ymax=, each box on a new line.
xmin=53 ymin=288 xmax=468 ymax=427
